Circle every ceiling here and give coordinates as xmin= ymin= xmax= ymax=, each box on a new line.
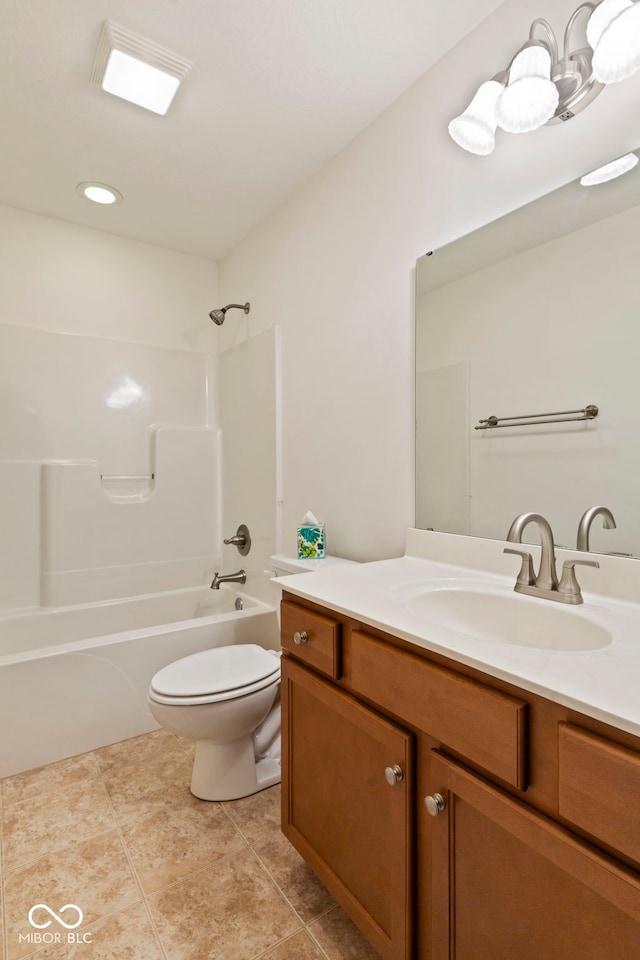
xmin=0 ymin=0 xmax=505 ymax=261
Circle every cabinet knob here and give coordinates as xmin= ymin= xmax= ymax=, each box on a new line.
xmin=424 ymin=793 xmax=446 ymax=817
xmin=293 ymin=631 xmax=308 ymax=645
xmin=384 ymin=764 xmax=404 ymax=786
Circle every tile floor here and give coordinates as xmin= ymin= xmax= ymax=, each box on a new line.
xmin=0 ymin=730 xmax=381 ymax=960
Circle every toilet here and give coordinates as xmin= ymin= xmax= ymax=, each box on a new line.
xmin=148 ymin=643 xmax=282 ymax=801
xmin=148 ymin=554 xmax=357 ymax=802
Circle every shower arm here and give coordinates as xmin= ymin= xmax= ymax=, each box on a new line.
xmin=223 ymin=303 xmax=250 ymax=314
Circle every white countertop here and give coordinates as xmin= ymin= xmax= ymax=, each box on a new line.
xmin=276 ymin=532 xmax=640 ymax=739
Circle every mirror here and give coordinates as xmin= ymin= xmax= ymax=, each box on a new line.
xmin=416 ymin=151 xmax=640 ymax=558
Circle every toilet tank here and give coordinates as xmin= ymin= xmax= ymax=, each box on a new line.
xmin=269 ymin=554 xmax=359 ymax=577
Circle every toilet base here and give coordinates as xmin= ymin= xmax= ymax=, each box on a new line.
xmin=190 ymin=736 xmax=281 ymax=801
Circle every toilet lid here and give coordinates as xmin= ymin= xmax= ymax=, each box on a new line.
xmin=150 ymin=644 xmax=280 ymax=699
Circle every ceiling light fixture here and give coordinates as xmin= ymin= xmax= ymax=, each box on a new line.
xmin=587 ymin=0 xmax=640 ymax=82
xmin=76 ymin=182 xmax=123 ymax=205
xmin=91 ymin=21 xmax=192 ymax=116
xmin=580 ymin=151 xmax=639 ymax=184
xmin=449 ymin=0 xmax=640 ymax=156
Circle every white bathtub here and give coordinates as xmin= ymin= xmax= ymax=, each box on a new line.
xmin=0 ymin=586 xmax=279 ymax=778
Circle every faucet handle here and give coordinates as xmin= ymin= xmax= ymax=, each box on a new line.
xmin=558 ymin=558 xmax=599 ymax=602
xmin=503 ymin=548 xmax=535 ymax=586
xmin=223 ymin=524 xmax=251 ymax=556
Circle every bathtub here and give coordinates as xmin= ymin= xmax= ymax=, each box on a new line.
xmin=0 ymin=586 xmax=279 ymax=778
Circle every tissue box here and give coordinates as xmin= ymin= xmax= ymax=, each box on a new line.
xmin=297 ymin=523 xmax=326 ymax=559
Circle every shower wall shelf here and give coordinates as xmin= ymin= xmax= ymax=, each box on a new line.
xmin=40 ymin=427 xmax=219 ymax=607
xmin=475 ymin=404 xmax=599 ymax=430
xmin=100 ymin=474 xmax=155 ymax=480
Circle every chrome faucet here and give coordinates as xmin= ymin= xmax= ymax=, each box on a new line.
xmin=210 ymin=569 xmax=247 ymax=590
xmin=506 ymin=512 xmax=558 ymax=590
xmin=576 ymin=505 xmax=616 ymax=552
xmin=504 ymin=512 xmax=598 ymax=605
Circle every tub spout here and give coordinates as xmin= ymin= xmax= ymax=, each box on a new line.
xmin=210 ymin=569 xmax=247 ymax=590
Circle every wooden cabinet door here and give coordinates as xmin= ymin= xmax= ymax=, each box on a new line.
xmin=282 ymin=656 xmax=414 ymax=960
xmin=428 ymin=751 xmax=640 ymax=960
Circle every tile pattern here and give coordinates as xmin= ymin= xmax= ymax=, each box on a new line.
xmin=0 ymin=731 xmax=380 ymax=960
xmin=2 ymin=781 xmax=116 ymax=872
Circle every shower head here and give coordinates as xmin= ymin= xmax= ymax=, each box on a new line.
xmin=208 ymin=302 xmax=250 ymax=325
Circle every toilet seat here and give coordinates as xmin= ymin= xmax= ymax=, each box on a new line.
xmin=149 ymin=644 xmax=280 ymax=706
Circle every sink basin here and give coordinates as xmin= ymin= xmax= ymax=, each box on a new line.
xmin=407 ymin=587 xmax=612 ymax=651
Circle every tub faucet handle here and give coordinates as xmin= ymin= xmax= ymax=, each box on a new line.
xmin=223 ymin=524 xmax=251 ymax=556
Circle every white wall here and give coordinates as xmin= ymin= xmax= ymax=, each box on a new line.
xmin=217 ymin=0 xmax=640 ymax=563
xmin=0 ymin=202 xmax=219 ymax=352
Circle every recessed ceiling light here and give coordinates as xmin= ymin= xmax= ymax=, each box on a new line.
xmin=76 ymin=182 xmax=123 ymax=205
xmin=91 ymin=21 xmax=192 ymax=116
xmin=580 ymin=152 xmax=639 ymax=186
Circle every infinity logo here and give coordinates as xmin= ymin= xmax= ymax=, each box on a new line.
xmin=28 ymin=904 xmax=84 ymax=930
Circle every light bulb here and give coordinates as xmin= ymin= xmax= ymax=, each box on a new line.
xmin=495 ymin=45 xmax=559 ymax=133
xmin=587 ymin=0 xmax=640 ymax=83
xmin=76 ymin=182 xmax=123 ymax=205
xmin=448 ymin=80 xmax=504 ymax=155
xmin=580 ymin=152 xmax=638 ymax=185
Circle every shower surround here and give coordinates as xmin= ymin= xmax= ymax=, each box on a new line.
xmin=0 ymin=322 xmax=245 ymax=776
xmin=0 ymin=323 xmax=221 ymax=609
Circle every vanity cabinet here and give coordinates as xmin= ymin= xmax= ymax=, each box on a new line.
xmin=280 ymin=593 xmax=640 ymax=960
xmin=429 ymin=751 xmax=640 ymax=960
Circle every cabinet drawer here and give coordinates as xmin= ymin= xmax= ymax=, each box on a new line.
xmin=559 ymin=724 xmax=640 ymax=862
xmin=347 ymin=630 xmax=527 ymax=789
xmin=281 ymin=600 xmax=342 ymax=679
